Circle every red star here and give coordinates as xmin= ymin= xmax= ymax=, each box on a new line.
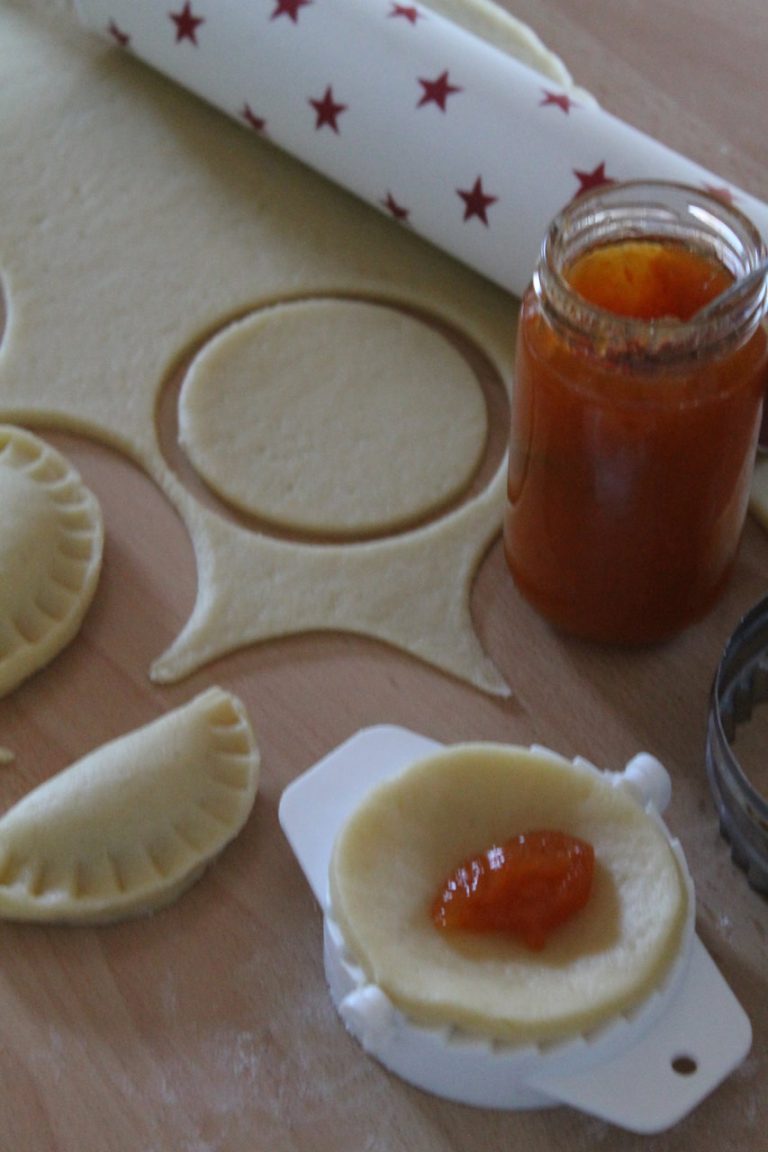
xmin=169 ymin=2 xmax=204 ymax=44
xmin=271 ymin=0 xmax=313 ymax=22
xmin=457 ymin=177 xmax=497 ymax=225
xmin=381 ymin=192 xmax=410 ymax=223
xmin=107 ymin=20 xmax=130 ymax=47
xmin=241 ymin=104 xmax=267 ymax=133
xmin=573 ymin=162 xmax=616 ymax=197
xmin=310 ymin=86 xmax=347 ymax=133
xmin=417 ymin=70 xmax=462 ymax=111
xmin=540 ymin=89 xmax=577 ymax=114
xmin=389 ymin=3 xmax=423 ymax=22
xmin=703 ymin=184 xmax=736 ymax=206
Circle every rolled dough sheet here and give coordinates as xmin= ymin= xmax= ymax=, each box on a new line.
xmin=0 ymin=0 xmax=577 ymax=695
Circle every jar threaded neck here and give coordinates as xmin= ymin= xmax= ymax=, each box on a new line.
xmin=535 ymin=181 xmax=768 ymax=366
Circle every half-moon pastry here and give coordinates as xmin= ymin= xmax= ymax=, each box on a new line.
xmin=0 ymin=687 xmax=259 ymax=923
xmin=329 ymin=743 xmax=689 ymax=1043
xmin=0 ymin=425 xmax=104 ymax=698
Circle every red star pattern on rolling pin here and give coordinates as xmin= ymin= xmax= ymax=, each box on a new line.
xmin=310 ymin=86 xmax=347 ymax=133
xmin=573 ymin=162 xmax=616 ymax=197
xmin=169 ymin=2 xmax=205 ymax=45
xmin=381 ymin=192 xmax=411 ymax=222
xmin=271 ymin=0 xmax=313 ymax=23
xmin=704 ymin=184 xmax=736 ymax=205
xmin=389 ymin=3 xmax=423 ymax=23
xmin=540 ymin=89 xmax=577 ymax=114
xmin=241 ymin=104 xmax=267 ymax=134
xmin=107 ymin=19 xmax=130 ymax=47
xmin=417 ymin=70 xmax=462 ymax=111
xmin=457 ymin=177 xmax=497 ymax=225
xmin=85 ymin=0 xmax=749 ymax=292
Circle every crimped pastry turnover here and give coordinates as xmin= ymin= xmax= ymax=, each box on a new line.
xmin=0 ymin=687 xmax=259 ymax=923
xmin=0 ymin=425 xmax=103 ymax=698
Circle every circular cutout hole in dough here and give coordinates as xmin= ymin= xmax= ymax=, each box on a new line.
xmin=178 ymin=298 xmax=488 ymax=538
xmin=329 ymin=743 xmax=689 ymax=1044
xmin=0 ymin=425 xmax=104 ymax=699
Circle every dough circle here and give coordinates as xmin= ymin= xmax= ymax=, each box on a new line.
xmin=178 ymin=298 xmax=488 ymax=537
xmin=330 ymin=744 xmax=689 ymax=1044
xmin=0 ymin=425 xmax=103 ymax=698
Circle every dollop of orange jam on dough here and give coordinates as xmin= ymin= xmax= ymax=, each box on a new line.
xmin=432 ymin=830 xmax=595 ymax=951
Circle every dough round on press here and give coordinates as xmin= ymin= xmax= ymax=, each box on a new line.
xmin=330 ymin=743 xmax=689 ymax=1044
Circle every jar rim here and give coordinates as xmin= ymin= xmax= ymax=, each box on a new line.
xmin=537 ymin=180 xmax=768 ymax=364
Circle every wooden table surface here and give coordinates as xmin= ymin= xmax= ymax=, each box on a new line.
xmin=2 ymin=1 xmax=767 ymax=1149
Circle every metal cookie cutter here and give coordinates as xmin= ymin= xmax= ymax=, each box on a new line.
xmin=706 ymin=594 xmax=768 ymax=892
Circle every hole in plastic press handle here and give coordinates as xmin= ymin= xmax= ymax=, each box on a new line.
xmin=671 ymin=1054 xmax=698 ymax=1076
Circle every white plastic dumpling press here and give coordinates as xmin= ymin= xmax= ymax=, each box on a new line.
xmin=280 ymin=725 xmax=751 ymax=1134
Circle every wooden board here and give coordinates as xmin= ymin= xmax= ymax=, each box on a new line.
xmin=1 ymin=2 xmax=767 ymax=1149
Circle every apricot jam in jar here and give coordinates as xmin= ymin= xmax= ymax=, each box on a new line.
xmin=504 ymin=181 xmax=768 ymax=644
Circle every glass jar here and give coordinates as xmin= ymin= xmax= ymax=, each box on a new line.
xmin=504 ymin=181 xmax=768 ymax=645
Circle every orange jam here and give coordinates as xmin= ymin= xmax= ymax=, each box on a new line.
xmin=565 ymin=240 xmax=733 ymax=320
xmin=505 ymin=222 xmax=768 ymax=644
xmin=431 ymin=829 xmax=595 ymax=951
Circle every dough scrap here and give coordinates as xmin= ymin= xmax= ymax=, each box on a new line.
xmin=178 ymin=299 xmax=488 ymax=537
xmin=0 ymin=686 xmax=260 ymax=923
xmin=330 ymin=743 xmax=688 ymax=1044
xmin=0 ymin=2 xmax=577 ymax=695
xmin=426 ymin=0 xmax=591 ymax=102
xmin=0 ymin=424 xmax=103 ymax=698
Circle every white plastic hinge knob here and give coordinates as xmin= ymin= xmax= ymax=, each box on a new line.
xmin=339 ymin=985 xmax=397 ymax=1050
xmin=620 ymin=753 xmax=672 ymax=814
